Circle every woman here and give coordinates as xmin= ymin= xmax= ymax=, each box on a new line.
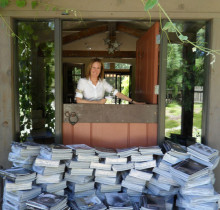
xmin=75 ymin=58 xmax=142 ymax=104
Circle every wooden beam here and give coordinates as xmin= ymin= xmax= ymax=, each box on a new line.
xmin=63 ymin=50 xmax=136 ymax=58
xmin=62 ymin=25 xmax=108 ymax=45
xmin=117 ymin=23 xmax=145 ymax=38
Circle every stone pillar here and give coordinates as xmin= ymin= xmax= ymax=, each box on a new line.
xmin=0 ymin=16 xmax=14 ymax=202
xmin=207 ymin=18 xmax=220 ymax=191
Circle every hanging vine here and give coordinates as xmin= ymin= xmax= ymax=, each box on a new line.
xmin=16 ymin=22 xmax=56 ymax=141
xmin=0 ymin=0 xmax=219 ymax=142
xmin=142 ymin=0 xmax=220 ymax=65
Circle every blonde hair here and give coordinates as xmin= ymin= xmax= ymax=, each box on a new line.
xmin=85 ymin=58 xmax=104 ymax=80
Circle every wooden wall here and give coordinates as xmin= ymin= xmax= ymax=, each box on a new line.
xmin=63 ymin=122 xmax=157 ymax=148
xmin=136 ymin=22 xmax=159 ymax=104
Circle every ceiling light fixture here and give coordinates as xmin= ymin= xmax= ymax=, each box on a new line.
xmin=104 ymin=38 xmax=121 ymax=54
xmin=104 ymin=23 xmax=121 ymax=54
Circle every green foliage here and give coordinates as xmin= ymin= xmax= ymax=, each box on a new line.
xmin=121 ymin=76 xmax=129 ymax=97
xmin=166 ymin=101 xmax=180 ymax=108
xmin=16 ymin=0 xmax=26 ymax=7
xmin=163 ymin=22 xmax=172 ymax=31
xmin=178 ymin=34 xmax=188 ymax=41
xmin=165 ymin=119 xmax=179 ymax=128
xmin=193 ymin=112 xmax=202 ymax=129
xmin=144 ymin=0 xmax=158 ymax=11
xmin=166 ymin=43 xmax=183 ymax=100
xmin=115 ymin=63 xmax=131 ymax=69
xmin=17 ymin=21 xmax=55 ymax=140
xmin=193 ymin=103 xmax=202 ymax=129
xmin=31 ymin=0 xmax=38 ymax=9
xmin=165 ymin=102 xmax=202 ymax=140
xmin=0 ymin=0 xmax=8 ymax=8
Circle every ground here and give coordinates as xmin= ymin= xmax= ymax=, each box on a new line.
xmin=165 ymin=102 xmax=202 ymax=142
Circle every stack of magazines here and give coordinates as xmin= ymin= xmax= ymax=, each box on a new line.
xmin=0 ymin=167 xmax=36 ymax=191
xmin=33 ymin=144 xmax=72 ymax=195
xmin=132 ymin=153 xmax=156 ymax=171
xmin=120 ymin=146 xmax=162 ymax=200
xmin=187 ymin=142 xmax=220 ymax=170
xmin=2 ymin=141 xmax=220 ymax=209
xmin=172 ymin=142 xmax=220 ymax=209
xmin=8 ymin=141 xmax=41 ymax=170
xmin=122 ymin=169 xmax=152 ymax=195
xmin=26 ymin=192 xmax=68 ymax=209
xmin=3 ymin=185 xmax=42 ymax=210
xmin=72 ymin=194 xmax=107 ymax=210
xmin=66 ymin=181 xmax=95 ymax=199
xmin=64 ymin=144 xmax=96 ymax=201
xmin=0 ymin=167 xmax=40 ymax=209
xmin=95 ymin=147 xmax=117 ymax=158
xmin=139 ymin=146 xmax=163 ymax=156
xmin=145 ymin=145 xmax=180 ymax=206
xmin=149 ymin=158 xmax=180 ymax=197
xmin=140 ymin=194 xmax=174 ymax=210
xmin=140 ymin=194 xmax=165 ymax=210
xmin=116 ymin=147 xmax=139 ymax=157
xmin=148 ymin=141 xmax=188 ymax=196
xmin=105 ymin=192 xmax=133 ymax=209
xmin=94 ymin=158 xmax=122 ymax=193
xmin=170 ymin=158 xmax=210 ymax=181
xmin=108 ymin=147 xmax=138 ymax=173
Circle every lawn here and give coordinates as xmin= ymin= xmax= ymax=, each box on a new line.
xmin=165 ymin=102 xmax=202 ymax=142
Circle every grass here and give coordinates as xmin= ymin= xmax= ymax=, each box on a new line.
xmin=165 ymin=102 xmax=202 ymax=141
xmin=193 ymin=104 xmax=202 ymax=129
xmin=166 ymin=119 xmax=179 ymax=128
xmin=193 ymin=113 xmax=202 ymax=128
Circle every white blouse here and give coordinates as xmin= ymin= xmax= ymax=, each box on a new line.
xmin=75 ymin=78 xmax=118 ymax=101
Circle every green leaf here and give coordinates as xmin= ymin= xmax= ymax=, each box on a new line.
xmin=144 ymin=0 xmax=158 ymax=11
xmin=178 ymin=34 xmax=188 ymax=41
xmin=163 ymin=22 xmax=173 ymax=31
xmin=32 ymin=35 xmax=38 ymax=40
xmin=31 ymin=0 xmax=38 ymax=9
xmin=0 ymin=0 xmax=9 ymax=8
xmin=11 ymin=32 xmax=16 ymax=38
xmin=16 ymin=0 xmax=26 ymax=7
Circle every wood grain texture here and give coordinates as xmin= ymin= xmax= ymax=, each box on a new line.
xmin=136 ymin=22 xmax=159 ymax=104
xmin=63 ymin=122 xmax=157 ymax=148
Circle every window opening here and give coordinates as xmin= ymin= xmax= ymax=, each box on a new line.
xmin=104 ymin=63 xmax=131 ymax=104
xmin=63 ymin=63 xmax=84 ymax=103
xmin=16 ymin=20 xmax=55 ymax=142
xmin=165 ymin=21 xmax=206 ymax=144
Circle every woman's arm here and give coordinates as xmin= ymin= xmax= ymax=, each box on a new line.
xmin=115 ymin=92 xmax=145 ymax=104
xmin=76 ymin=97 xmax=106 ymax=104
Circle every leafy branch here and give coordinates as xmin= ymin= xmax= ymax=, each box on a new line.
xmin=143 ymin=0 xmax=219 ymax=65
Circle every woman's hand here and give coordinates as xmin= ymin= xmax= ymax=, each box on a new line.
xmin=115 ymin=92 xmax=145 ymax=104
xmin=132 ymin=100 xmax=146 ymax=105
xmin=98 ymin=99 xmax=107 ymax=104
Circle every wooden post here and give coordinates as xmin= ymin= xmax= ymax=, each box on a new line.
xmin=181 ymin=41 xmax=196 ymax=137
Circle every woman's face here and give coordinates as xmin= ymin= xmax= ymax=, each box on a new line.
xmin=90 ymin=62 xmax=101 ymax=78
